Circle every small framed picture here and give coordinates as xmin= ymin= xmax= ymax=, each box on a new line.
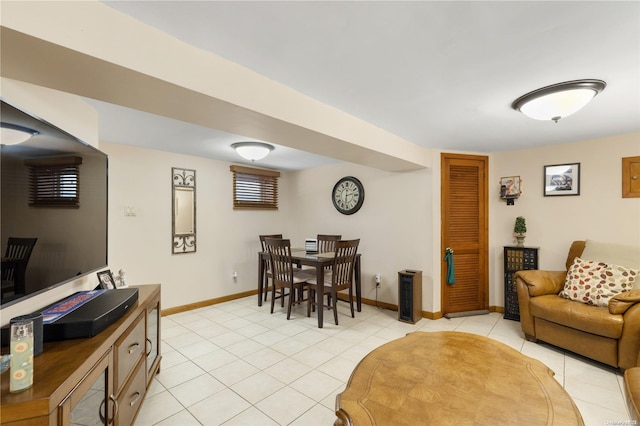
xmin=544 ymin=163 xmax=580 ymax=196
xmin=97 ymin=270 xmax=115 ymax=290
xmin=499 ymin=176 xmax=521 ymax=198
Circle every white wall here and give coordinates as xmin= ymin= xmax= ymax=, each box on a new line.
xmin=8 ymin=132 xmax=637 ymax=321
xmin=102 ymin=142 xmax=292 ymax=309
xmin=490 ymin=132 xmax=640 ymax=307
xmin=287 ymin=163 xmax=436 ymax=311
xmin=103 ymin=144 xmax=438 ymax=313
xmin=103 ymin=143 xmax=440 ymax=313
xmin=2 ymin=80 xmax=638 ymax=321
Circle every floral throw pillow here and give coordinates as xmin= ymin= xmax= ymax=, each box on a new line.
xmin=559 ymin=257 xmax=638 ymax=307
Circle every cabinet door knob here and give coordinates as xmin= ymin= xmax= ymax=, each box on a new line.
xmin=128 ymin=343 xmax=140 ymax=354
xmin=109 ymin=394 xmax=119 ymax=424
xmin=129 ymin=391 xmax=142 ymax=407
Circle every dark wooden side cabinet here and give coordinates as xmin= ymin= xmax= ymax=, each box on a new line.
xmin=0 ymin=284 xmax=161 ymax=425
xmin=398 ymin=270 xmax=422 ymax=324
xmin=504 ymin=246 xmax=539 ymax=321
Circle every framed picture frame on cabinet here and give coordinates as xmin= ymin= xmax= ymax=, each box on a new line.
xmin=97 ymin=270 xmax=115 ymax=290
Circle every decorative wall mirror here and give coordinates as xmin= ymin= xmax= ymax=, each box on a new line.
xmin=172 ymin=167 xmax=196 ymax=253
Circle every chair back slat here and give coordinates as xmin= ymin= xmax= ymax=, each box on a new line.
xmin=265 ymin=238 xmax=293 ymax=284
xmin=317 ymin=234 xmax=341 ymax=253
xmin=259 ymin=234 xmax=283 ymax=252
xmin=4 ymin=238 xmax=37 ymax=261
xmin=260 ymin=234 xmax=283 ymax=274
xmin=331 ymin=239 xmax=359 ymax=289
xmin=2 ymin=237 xmax=37 ymax=294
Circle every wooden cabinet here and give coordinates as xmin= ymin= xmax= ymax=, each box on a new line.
xmin=504 ymin=247 xmax=539 ymax=321
xmin=0 ymin=284 xmax=161 ymax=425
xmin=145 ymin=293 xmax=161 ymax=388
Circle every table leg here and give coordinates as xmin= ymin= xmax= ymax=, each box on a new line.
xmin=316 ymin=264 xmax=324 ymax=328
xmin=355 ymin=255 xmax=361 ymax=312
xmin=258 ymin=253 xmax=265 ymax=307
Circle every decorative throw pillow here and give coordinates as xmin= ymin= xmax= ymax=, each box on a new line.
xmin=560 ymin=257 xmax=638 ymax=307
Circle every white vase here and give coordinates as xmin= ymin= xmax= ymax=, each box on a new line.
xmin=515 ymin=234 xmax=526 ymax=247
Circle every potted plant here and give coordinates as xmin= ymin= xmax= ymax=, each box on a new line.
xmin=514 ymin=216 xmax=527 ymax=247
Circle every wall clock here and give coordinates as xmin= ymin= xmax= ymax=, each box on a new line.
xmin=332 ymin=176 xmax=365 ymax=215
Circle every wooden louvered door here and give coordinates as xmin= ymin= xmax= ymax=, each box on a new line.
xmin=441 ymin=153 xmax=489 ymax=315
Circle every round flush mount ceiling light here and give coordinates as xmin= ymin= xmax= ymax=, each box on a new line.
xmin=232 ymin=142 xmax=274 ymax=162
xmin=0 ymin=123 xmax=40 ymax=145
xmin=512 ymin=79 xmax=606 ymax=123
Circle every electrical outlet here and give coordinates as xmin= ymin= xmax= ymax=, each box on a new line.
xmin=375 ymin=273 xmax=381 ymax=286
xmin=233 ymin=271 xmax=238 ymax=279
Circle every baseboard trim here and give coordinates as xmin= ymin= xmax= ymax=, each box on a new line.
xmin=162 ymin=290 xmax=504 ymax=321
xmin=161 ymin=289 xmax=258 ymax=316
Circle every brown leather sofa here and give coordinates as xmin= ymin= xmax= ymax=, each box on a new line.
xmin=515 ymin=241 xmax=640 ymax=370
xmin=625 ymin=367 xmax=640 ymax=423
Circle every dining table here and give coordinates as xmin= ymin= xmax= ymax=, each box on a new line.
xmin=258 ymin=249 xmax=362 ymax=328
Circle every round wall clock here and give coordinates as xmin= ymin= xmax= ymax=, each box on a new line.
xmin=332 ymin=176 xmax=365 ymax=215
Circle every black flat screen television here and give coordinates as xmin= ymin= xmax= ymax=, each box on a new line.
xmin=0 ymin=100 xmax=108 ymax=308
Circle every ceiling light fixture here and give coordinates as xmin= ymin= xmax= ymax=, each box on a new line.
xmin=512 ymin=79 xmax=606 ymax=123
xmin=232 ymin=142 xmax=274 ymax=162
xmin=1 ymin=123 xmax=40 ymax=145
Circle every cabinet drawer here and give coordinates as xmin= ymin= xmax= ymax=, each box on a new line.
xmin=114 ymin=312 xmax=145 ymax=392
xmin=116 ymin=359 xmax=146 ymax=426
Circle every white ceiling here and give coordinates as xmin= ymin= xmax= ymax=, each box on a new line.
xmin=89 ymin=1 xmax=639 ymax=170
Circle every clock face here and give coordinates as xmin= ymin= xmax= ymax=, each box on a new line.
xmin=332 ymin=176 xmax=365 ymax=215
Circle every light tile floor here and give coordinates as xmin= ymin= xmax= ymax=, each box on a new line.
xmin=136 ymin=296 xmax=633 ymax=425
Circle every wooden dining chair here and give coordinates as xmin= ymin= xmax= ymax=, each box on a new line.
xmin=264 ymin=238 xmax=310 ymax=319
xmin=259 ymin=234 xmax=283 ymax=302
xmin=316 ymin=234 xmax=342 ymax=304
xmin=307 ymin=239 xmax=359 ymax=326
xmin=317 ymin=234 xmax=341 ymax=253
xmin=1 ymin=237 xmax=37 ymax=298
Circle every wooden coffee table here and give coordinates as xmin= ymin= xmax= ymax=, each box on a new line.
xmin=335 ymin=331 xmax=583 ymax=425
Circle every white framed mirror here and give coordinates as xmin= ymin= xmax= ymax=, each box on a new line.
xmin=172 ymin=167 xmax=196 ymax=253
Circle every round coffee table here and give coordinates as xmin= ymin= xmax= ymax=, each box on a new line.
xmin=335 ymin=331 xmax=583 ymax=425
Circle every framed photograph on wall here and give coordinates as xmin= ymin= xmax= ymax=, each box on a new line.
xmin=499 ymin=176 xmax=521 ymax=198
xmin=544 ymin=163 xmax=580 ymax=196
xmin=97 ymin=270 xmax=115 ymax=290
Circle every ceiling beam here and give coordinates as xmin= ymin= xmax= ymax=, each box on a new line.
xmin=0 ymin=1 xmax=430 ymax=172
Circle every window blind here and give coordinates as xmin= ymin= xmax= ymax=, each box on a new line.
xmin=25 ymin=156 xmax=82 ymax=208
xmin=230 ymin=165 xmax=280 ymax=210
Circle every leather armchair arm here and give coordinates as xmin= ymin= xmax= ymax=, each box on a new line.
xmin=514 ymin=270 xmax=567 ymax=297
xmin=619 ymin=301 xmax=640 ymax=369
xmin=609 ymin=289 xmax=640 ymax=315
xmin=610 ymin=290 xmax=640 ymax=369
xmin=515 ymin=270 xmax=566 ymax=341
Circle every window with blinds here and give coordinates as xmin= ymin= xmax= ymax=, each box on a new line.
xmin=25 ymin=156 xmax=82 ymax=208
xmin=230 ymin=165 xmax=280 ymax=210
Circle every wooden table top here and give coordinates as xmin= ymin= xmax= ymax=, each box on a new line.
xmin=335 ymin=331 xmax=584 ymax=426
